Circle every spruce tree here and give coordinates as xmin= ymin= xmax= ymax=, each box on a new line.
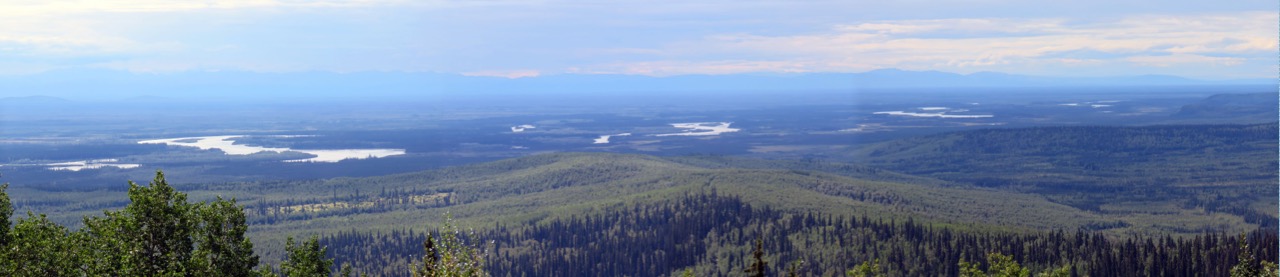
xmin=412 ymin=215 xmax=488 ymax=277
xmin=744 ymin=238 xmax=767 ymax=277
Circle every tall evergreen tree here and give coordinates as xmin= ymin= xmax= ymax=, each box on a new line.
xmin=745 ymin=238 xmax=767 ymax=277
xmin=412 ymin=215 xmax=488 ymax=277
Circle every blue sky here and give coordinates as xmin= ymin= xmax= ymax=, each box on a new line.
xmin=1 ymin=0 xmax=1275 ymax=79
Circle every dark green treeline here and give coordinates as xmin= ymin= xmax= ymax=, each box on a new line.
xmin=1 ymin=172 xmax=1275 ymax=276
xmin=321 ymin=192 xmax=1277 ymax=276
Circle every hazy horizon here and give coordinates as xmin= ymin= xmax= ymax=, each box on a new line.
xmin=0 ymin=1 xmax=1274 ymax=82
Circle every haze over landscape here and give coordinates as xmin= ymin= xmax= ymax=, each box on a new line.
xmin=0 ymin=1 xmax=1276 ymax=276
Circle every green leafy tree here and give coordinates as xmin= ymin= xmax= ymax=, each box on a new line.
xmin=5 ymin=212 xmax=81 ymax=276
xmin=0 ymin=183 xmax=12 ymax=274
xmin=76 ymin=170 xmax=261 ymax=276
xmin=81 ymin=171 xmax=199 ymax=275
xmin=0 ymin=183 xmax=12 ymax=246
xmin=192 ymin=197 xmax=259 ymax=276
xmin=1036 ymin=265 xmax=1071 ymax=277
xmin=412 ymin=215 xmax=488 ymax=277
xmin=960 ymin=253 xmax=1030 ymax=277
xmin=847 ymin=259 xmax=885 ymax=277
xmin=282 ymin=236 xmax=334 ymax=277
xmin=0 ymin=171 xmax=277 ymax=276
xmin=680 ymin=268 xmax=696 ymax=277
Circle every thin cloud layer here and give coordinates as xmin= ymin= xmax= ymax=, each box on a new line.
xmin=588 ymin=13 xmax=1276 ymax=78
xmin=0 ymin=1 xmax=1273 ymax=79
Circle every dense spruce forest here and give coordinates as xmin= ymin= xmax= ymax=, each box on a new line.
xmin=320 ymin=192 xmax=1278 ymax=276
xmin=853 ymin=123 xmax=1278 ymax=232
xmin=3 ymin=123 xmax=1277 ymax=276
xmin=3 ymin=174 xmax=1276 ymax=276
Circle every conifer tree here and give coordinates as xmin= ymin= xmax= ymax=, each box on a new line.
xmin=744 ymin=238 xmax=767 ymax=277
xmin=412 ymin=215 xmax=488 ymax=277
xmin=1231 ymin=234 xmax=1279 ymax=277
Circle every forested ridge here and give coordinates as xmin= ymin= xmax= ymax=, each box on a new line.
xmin=3 ymin=123 xmax=1277 ymax=276
xmin=320 ymin=192 xmax=1278 ymax=276
xmin=854 ymin=123 xmax=1278 ymax=233
xmin=2 ymin=175 xmax=1276 ymax=276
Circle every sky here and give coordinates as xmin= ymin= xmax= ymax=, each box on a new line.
xmin=0 ymin=0 xmax=1276 ymax=80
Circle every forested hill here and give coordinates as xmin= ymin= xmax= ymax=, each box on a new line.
xmin=852 ymin=123 xmax=1278 ymax=234
xmin=1175 ymin=93 xmax=1278 ymax=122
xmin=857 ymin=123 xmax=1276 ymax=164
xmin=7 ymin=122 xmax=1280 ymax=275
xmin=322 ymin=192 xmax=1277 ymax=276
xmin=241 ymin=152 xmax=1107 ymax=237
xmin=4 ymin=170 xmax=1276 ymax=276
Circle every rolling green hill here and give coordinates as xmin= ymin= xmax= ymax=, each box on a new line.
xmin=7 ymin=152 xmax=1123 ymax=262
xmin=184 ymin=150 xmax=1262 ymax=263
xmin=851 ymin=123 xmax=1278 ymax=235
xmin=8 ymin=123 xmax=1275 ymax=275
xmin=12 ymin=148 xmax=1269 ymax=262
xmin=229 ymin=153 xmax=1110 ymax=248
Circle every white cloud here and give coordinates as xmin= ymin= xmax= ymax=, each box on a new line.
xmin=1125 ymin=54 xmax=1244 ymax=67
xmin=461 ymin=70 xmax=542 ymax=78
xmin=0 ymin=1 xmax=1273 ymax=79
xmin=585 ymin=12 xmax=1277 ymax=78
xmin=0 ymin=0 xmax=431 ymax=73
xmin=585 ymin=60 xmax=839 ymax=76
xmin=0 ymin=0 xmax=408 ymax=14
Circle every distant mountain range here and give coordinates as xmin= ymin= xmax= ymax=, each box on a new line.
xmin=0 ymin=68 xmax=1273 ymax=101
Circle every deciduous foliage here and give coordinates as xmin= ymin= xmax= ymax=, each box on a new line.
xmin=0 ymin=171 xmax=266 ymax=276
xmin=282 ymin=236 xmax=334 ymax=277
xmin=847 ymin=259 xmax=884 ymax=277
xmin=0 ymin=184 xmax=10 ymax=246
xmin=193 ymin=197 xmax=260 ymax=277
xmin=6 ymin=212 xmax=80 ymax=276
xmin=96 ymin=171 xmax=198 ymax=275
xmin=959 ymin=253 xmax=1030 ymax=277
